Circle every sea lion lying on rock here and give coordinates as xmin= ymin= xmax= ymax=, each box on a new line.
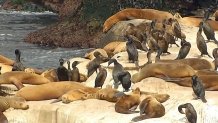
xmin=132 ymin=63 xmax=195 ymax=83
xmin=0 ymin=71 xmax=51 ymax=89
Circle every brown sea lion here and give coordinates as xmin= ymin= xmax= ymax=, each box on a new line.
xmin=178 ymin=103 xmax=197 ymax=123
xmin=0 ymin=111 xmax=8 ymax=123
xmin=131 ymin=63 xmax=195 ymax=83
xmin=103 ymin=41 xmax=123 ymax=57
xmin=0 ymin=96 xmax=29 ymax=112
xmin=191 ymin=75 xmax=207 ymax=103
xmin=156 ymin=58 xmax=213 ymax=70
xmin=57 ymin=58 xmax=69 ymax=81
xmin=115 ymin=87 xmax=141 ymax=114
xmin=94 ymin=65 xmax=107 ymax=88
xmin=131 ymin=95 xmax=165 ymax=122
xmin=196 ymin=69 xmax=218 ymax=76
xmin=175 ymin=39 xmax=191 ymax=59
xmin=103 ymin=8 xmax=173 ymax=33
xmin=12 ymin=49 xmax=26 ymax=71
xmin=0 ymin=55 xmax=14 ymax=66
xmin=40 ymin=69 xmax=58 ymax=82
xmin=0 ymin=71 xmax=51 ymax=89
xmin=84 ymin=48 xmax=108 ymax=60
xmin=15 ymin=82 xmax=94 ymax=101
xmin=196 ymin=24 xmax=212 ymax=58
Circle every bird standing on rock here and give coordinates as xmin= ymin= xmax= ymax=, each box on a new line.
xmin=94 ymin=65 xmax=107 ymax=88
xmin=178 ymin=103 xmax=197 ymax=123
xmin=175 ymin=39 xmax=191 ymax=59
xmin=12 ymin=49 xmax=26 ymax=71
xmin=57 ymin=58 xmax=69 ymax=81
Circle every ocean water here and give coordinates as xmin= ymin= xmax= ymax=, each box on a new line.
xmin=0 ymin=10 xmax=92 ymax=70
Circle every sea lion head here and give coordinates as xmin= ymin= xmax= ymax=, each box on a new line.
xmin=93 ymin=51 xmax=102 ymax=58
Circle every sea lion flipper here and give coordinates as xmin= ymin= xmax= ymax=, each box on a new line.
xmin=12 ymin=80 xmax=24 ymax=90
xmin=140 ymin=102 xmax=148 ymax=115
xmin=113 ymin=91 xmax=126 ymax=98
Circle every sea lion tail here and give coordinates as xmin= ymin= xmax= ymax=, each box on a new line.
xmin=131 ymin=115 xmax=149 ymax=122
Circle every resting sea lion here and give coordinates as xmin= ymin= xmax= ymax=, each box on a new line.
xmin=84 ymin=48 xmax=108 ymax=60
xmin=41 ymin=69 xmax=58 ymax=82
xmin=103 ymin=8 xmax=173 ymax=33
xmin=115 ymin=87 xmax=141 ymax=114
xmin=0 ymin=96 xmax=29 ymax=112
xmin=12 ymin=49 xmax=26 ymax=71
xmin=131 ymin=96 xmax=165 ymax=122
xmin=0 ymin=71 xmax=51 ymax=89
xmin=0 ymin=111 xmax=8 ymax=123
xmin=117 ymin=70 xmax=132 ymax=92
xmin=0 ymin=55 xmax=14 ymax=65
xmin=175 ymin=39 xmax=191 ymax=59
xmin=196 ymin=69 xmax=218 ymax=76
xmin=15 ymin=82 xmax=93 ymax=101
xmin=131 ymin=63 xmax=195 ymax=83
xmin=125 ymin=35 xmax=139 ymax=68
xmin=94 ymin=65 xmax=107 ymax=88
xmin=57 ymin=58 xmax=69 ymax=81
xmin=178 ymin=103 xmax=197 ymax=123
xmin=103 ymin=41 xmax=123 ymax=57
xmin=191 ymin=75 xmax=207 ymax=103
xmin=108 ymin=58 xmax=125 ymax=89
xmin=197 ymin=23 xmax=212 ymax=58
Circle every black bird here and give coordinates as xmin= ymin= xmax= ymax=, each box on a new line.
xmin=178 ymin=103 xmax=197 ymax=123
xmin=196 ymin=24 xmax=212 ymax=58
xmin=87 ymin=51 xmax=103 ymax=77
xmin=201 ymin=9 xmax=218 ymax=44
xmin=108 ymin=59 xmax=124 ymax=89
xmin=70 ymin=61 xmax=80 ymax=82
xmin=57 ymin=58 xmax=69 ymax=81
xmin=117 ymin=71 xmax=132 ymax=92
xmin=175 ymin=39 xmax=191 ymax=59
xmin=12 ymin=49 xmax=26 ymax=71
xmin=125 ymin=35 xmax=139 ymax=68
xmin=191 ymin=75 xmax=207 ymax=103
xmin=94 ymin=65 xmax=107 ymax=88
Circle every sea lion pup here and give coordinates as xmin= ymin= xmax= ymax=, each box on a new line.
xmin=115 ymin=87 xmax=141 ymax=114
xmin=201 ymin=9 xmax=218 ymax=44
xmin=131 ymin=63 xmax=195 ymax=83
xmin=0 ymin=71 xmax=51 ymax=89
xmin=12 ymin=49 xmax=26 ymax=71
xmin=103 ymin=8 xmax=173 ymax=33
xmin=68 ymin=61 xmax=80 ymax=82
xmin=125 ymin=35 xmax=139 ymax=68
xmin=0 ymin=111 xmax=8 ymax=123
xmin=15 ymin=82 xmax=94 ymax=101
xmin=57 ymin=58 xmax=69 ymax=81
xmin=191 ymin=75 xmax=207 ymax=103
xmin=196 ymin=24 xmax=212 ymax=58
xmin=108 ymin=58 xmax=125 ymax=89
xmin=175 ymin=39 xmax=191 ymax=59
xmin=178 ymin=103 xmax=197 ymax=123
xmin=0 ymin=96 xmax=29 ymax=112
xmin=94 ymin=65 xmax=107 ymax=88
xmin=117 ymin=70 xmax=131 ymax=92
xmin=86 ymin=51 xmax=105 ymax=77
xmin=131 ymin=96 xmax=165 ymax=122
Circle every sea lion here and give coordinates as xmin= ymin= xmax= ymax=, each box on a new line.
xmin=175 ymin=39 xmax=191 ymax=59
xmin=131 ymin=96 xmax=165 ymax=122
xmin=83 ymin=85 xmax=121 ymax=102
xmin=69 ymin=61 xmax=80 ymax=82
xmin=0 ymin=55 xmax=14 ymax=66
xmin=0 ymin=111 xmax=8 ymax=123
xmin=196 ymin=69 xmax=218 ymax=76
xmin=103 ymin=8 xmax=173 ymax=33
xmin=57 ymin=58 xmax=69 ymax=81
xmin=178 ymin=103 xmax=197 ymax=123
xmin=131 ymin=63 xmax=195 ymax=83
xmin=108 ymin=58 xmax=125 ymax=89
xmin=115 ymin=87 xmax=141 ymax=114
xmin=196 ymin=24 xmax=212 ymax=58
xmin=94 ymin=65 xmax=107 ymax=88
xmin=117 ymin=70 xmax=132 ymax=92
xmin=201 ymin=9 xmax=218 ymax=44
xmin=84 ymin=48 xmax=108 ymax=60
xmin=41 ymin=69 xmax=58 ymax=82
xmin=0 ymin=96 xmax=29 ymax=112
xmin=15 ymin=82 xmax=94 ymax=101
xmin=86 ymin=51 xmax=105 ymax=77
xmin=12 ymin=49 xmax=26 ymax=71
xmin=103 ymin=41 xmax=123 ymax=57
xmin=0 ymin=71 xmax=51 ymax=89
xmin=191 ymin=75 xmax=207 ymax=103
xmin=155 ymin=58 xmax=213 ymax=70
xmin=125 ymin=35 xmax=139 ymax=68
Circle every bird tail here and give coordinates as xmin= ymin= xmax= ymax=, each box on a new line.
xmin=201 ymin=97 xmax=207 ymax=103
